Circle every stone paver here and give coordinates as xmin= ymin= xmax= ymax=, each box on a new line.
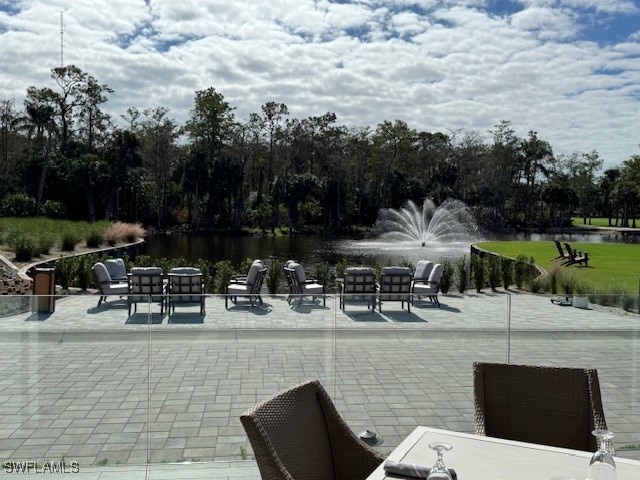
xmin=0 ymin=292 xmax=639 ymax=479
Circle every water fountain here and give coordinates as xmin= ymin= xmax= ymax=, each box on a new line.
xmin=338 ymin=199 xmax=483 ymax=264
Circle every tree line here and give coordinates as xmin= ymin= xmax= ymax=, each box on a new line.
xmin=1 ymin=65 xmax=638 ymax=232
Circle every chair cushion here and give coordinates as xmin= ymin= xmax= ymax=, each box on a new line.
xmin=130 ymin=267 xmax=163 ymax=276
xmin=412 ymin=283 xmax=437 ymax=295
xmin=105 ymin=259 xmax=127 ymax=279
xmin=429 ymin=264 xmax=443 ymax=283
xmin=228 ymin=283 xmax=252 ymax=295
xmin=381 ymin=266 xmax=411 ymax=276
xmin=302 ymin=283 xmax=324 ymax=295
xmin=103 ymin=283 xmax=129 ymax=295
xmin=170 ymin=267 xmax=202 ymax=275
xmin=414 ymin=260 xmax=433 ymax=281
xmin=246 ymin=264 xmax=261 ymax=285
xmin=344 ymin=267 xmax=374 ymax=275
xmin=92 ymin=262 xmax=112 ymax=283
xmin=291 ymin=263 xmax=307 ymax=283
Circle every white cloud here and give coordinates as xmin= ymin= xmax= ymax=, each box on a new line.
xmin=1 ymin=0 xmax=639 ymax=168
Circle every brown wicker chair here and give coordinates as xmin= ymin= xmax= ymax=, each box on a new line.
xmin=473 ymin=362 xmax=609 ymax=452
xmin=240 ymin=379 xmax=384 ymax=480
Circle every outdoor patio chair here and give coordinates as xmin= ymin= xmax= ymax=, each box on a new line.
xmin=563 ymin=242 xmax=589 ymax=267
xmin=553 ymin=240 xmax=570 ymax=261
xmin=225 ymin=260 xmax=267 ymax=308
xmin=240 ymin=379 xmax=384 ymax=480
xmin=376 ymin=266 xmax=412 ymax=312
xmin=167 ymin=267 xmax=205 ymax=316
xmin=411 ymin=263 xmax=443 ymax=307
xmin=127 ymin=267 xmax=166 ymax=316
xmin=339 ymin=267 xmax=376 ymax=312
xmin=104 ymin=258 xmax=127 ymax=281
xmin=283 ymin=262 xmax=325 ymax=307
xmin=413 ymin=260 xmax=434 ymax=283
xmin=91 ymin=262 xmax=128 ymax=307
xmin=473 ymin=362 xmax=610 ymax=452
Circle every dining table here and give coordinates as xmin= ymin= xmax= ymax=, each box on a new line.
xmin=366 ymin=426 xmax=640 ymax=480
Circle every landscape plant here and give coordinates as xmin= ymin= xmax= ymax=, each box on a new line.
xmin=313 ymin=262 xmax=333 ymax=290
xmin=456 ymin=256 xmax=468 ymax=293
xmin=213 ymin=260 xmax=234 ymax=294
xmin=513 ymin=254 xmax=530 ymax=289
xmin=486 ymin=255 xmax=501 ymax=290
xmin=61 ymin=232 xmax=82 ymax=252
xmin=265 ymin=259 xmax=282 ymax=294
xmin=439 ymin=259 xmax=453 ymax=294
xmin=500 ymin=256 xmax=513 ymax=290
xmin=470 ymin=254 xmax=485 ymax=292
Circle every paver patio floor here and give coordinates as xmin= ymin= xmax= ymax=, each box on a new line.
xmin=1 ymin=292 xmax=638 ymax=479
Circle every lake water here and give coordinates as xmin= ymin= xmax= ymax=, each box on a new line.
xmin=144 ymin=229 xmax=638 ymax=267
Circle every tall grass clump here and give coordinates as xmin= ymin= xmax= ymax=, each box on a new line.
xmin=547 ymin=262 xmax=562 ymax=295
xmin=103 ymin=222 xmax=145 ymax=245
xmin=456 ymin=256 xmax=468 ymax=293
xmin=85 ymin=228 xmax=103 ymax=248
xmin=7 ymin=233 xmax=37 ymax=262
xmin=61 ymin=232 xmax=82 ymax=251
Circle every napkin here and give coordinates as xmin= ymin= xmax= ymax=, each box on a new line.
xmin=383 ymin=460 xmax=457 ymax=479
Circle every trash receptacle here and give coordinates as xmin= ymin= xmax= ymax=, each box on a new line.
xmin=33 ymin=267 xmax=56 ymax=313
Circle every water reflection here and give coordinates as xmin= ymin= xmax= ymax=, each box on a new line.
xmin=145 ymin=229 xmax=638 ymax=266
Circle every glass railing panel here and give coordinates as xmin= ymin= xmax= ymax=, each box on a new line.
xmin=509 ymin=293 xmax=640 ymax=460
xmin=331 ymin=292 xmax=511 ymax=456
xmin=0 ymin=294 xmax=152 ymax=479
xmin=146 ymin=293 xmax=335 ymax=477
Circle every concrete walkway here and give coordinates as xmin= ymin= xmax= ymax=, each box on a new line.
xmin=1 ymin=292 xmax=639 ymax=479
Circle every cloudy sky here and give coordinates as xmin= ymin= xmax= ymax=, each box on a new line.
xmin=1 ymin=0 xmax=639 ymax=169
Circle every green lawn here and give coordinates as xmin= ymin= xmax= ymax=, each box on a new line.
xmin=478 ymin=240 xmax=640 ymax=293
xmin=571 ymin=217 xmax=639 ymax=228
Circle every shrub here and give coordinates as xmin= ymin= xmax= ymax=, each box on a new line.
xmin=621 ymin=294 xmax=637 ymax=312
xmin=471 ymin=254 xmax=485 ymax=292
xmin=55 ymin=256 xmax=76 ymax=290
xmin=500 ymin=256 xmax=513 ymax=290
xmin=76 ymin=255 xmax=94 ymax=291
xmin=514 ymin=254 xmax=529 ymax=289
xmin=265 ymin=259 xmax=282 ymax=294
xmin=456 ymin=256 xmax=468 ymax=293
xmin=335 ymin=258 xmax=349 ymax=280
xmin=194 ymin=259 xmax=214 ymax=293
xmin=41 ymin=200 xmax=66 ymax=219
xmin=1 ymin=193 xmax=35 ymax=217
xmin=313 ymin=262 xmax=333 ymax=290
xmin=440 ymin=259 xmax=453 ymax=294
xmin=213 ymin=260 xmax=234 ymax=294
xmin=61 ymin=232 xmax=81 ymax=252
xmin=486 ymin=256 xmax=501 ymax=291
xmin=36 ymin=234 xmax=55 ymax=255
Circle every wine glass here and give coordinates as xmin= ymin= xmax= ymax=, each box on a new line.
xmin=427 ymin=442 xmax=453 ymax=480
xmin=587 ymin=430 xmax=616 ymax=480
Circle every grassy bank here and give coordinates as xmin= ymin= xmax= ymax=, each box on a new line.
xmin=478 ymin=240 xmax=640 ymax=294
